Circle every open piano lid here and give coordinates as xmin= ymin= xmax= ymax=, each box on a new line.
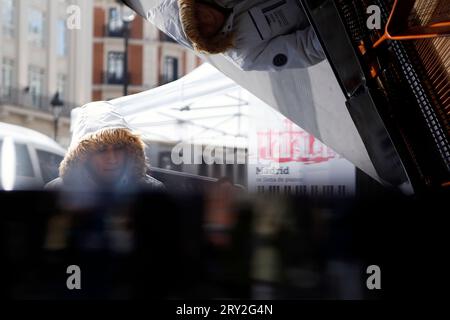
xmin=299 ymin=0 xmax=450 ymax=193
xmin=119 ymin=0 xmax=415 ymax=193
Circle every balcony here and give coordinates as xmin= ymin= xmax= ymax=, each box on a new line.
xmin=103 ymin=71 xmax=131 ymax=85
xmin=0 ymin=87 xmax=76 ymax=117
xmin=104 ymin=25 xmax=124 ymax=38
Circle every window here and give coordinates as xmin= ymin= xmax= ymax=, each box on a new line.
xmin=162 ymin=56 xmax=178 ymax=84
xmin=15 ymin=143 xmax=34 ymax=177
xmin=107 ymin=52 xmax=125 ymax=84
xmin=199 ymin=162 xmax=208 ymax=177
xmin=1 ymin=58 xmax=14 ymax=99
xmin=36 ymin=150 xmax=63 ymax=184
xmin=57 ymin=19 xmax=67 ymax=56
xmin=28 ymin=8 xmax=45 ymax=47
xmin=57 ymin=74 xmax=67 ymax=102
xmin=158 ymin=151 xmax=182 ymax=172
xmin=0 ymin=141 xmax=35 ymax=178
xmin=237 ymin=163 xmax=246 ymax=186
xmin=226 ymin=164 xmax=234 ymax=181
xmin=28 ymin=66 xmax=45 ymax=108
xmin=212 ymin=164 xmax=222 ymax=179
xmin=0 ymin=140 xmax=2 ymax=180
xmin=0 ymin=141 xmax=35 ymax=181
xmin=108 ymin=7 xmax=123 ymax=37
xmin=2 ymin=0 xmax=15 ymax=37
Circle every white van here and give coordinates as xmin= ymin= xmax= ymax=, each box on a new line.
xmin=0 ymin=122 xmax=66 ymax=190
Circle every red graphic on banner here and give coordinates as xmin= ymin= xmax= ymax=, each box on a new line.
xmin=257 ymin=119 xmax=337 ymax=164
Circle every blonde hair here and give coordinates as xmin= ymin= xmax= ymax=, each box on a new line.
xmin=178 ymin=0 xmax=235 ymax=54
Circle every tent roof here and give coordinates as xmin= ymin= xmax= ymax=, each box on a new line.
xmin=111 ymin=63 xmax=256 ymax=148
xmin=107 ymin=61 xmax=379 ymax=183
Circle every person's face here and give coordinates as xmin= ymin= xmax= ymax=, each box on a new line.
xmin=195 ymin=2 xmax=226 ymax=38
xmin=87 ymin=144 xmax=127 ymax=184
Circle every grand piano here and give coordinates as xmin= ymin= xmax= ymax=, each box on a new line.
xmin=299 ymin=0 xmax=450 ymax=193
xmin=120 ymin=0 xmax=450 ymax=194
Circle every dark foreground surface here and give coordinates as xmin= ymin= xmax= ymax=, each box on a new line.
xmin=0 ymin=190 xmax=448 ymax=300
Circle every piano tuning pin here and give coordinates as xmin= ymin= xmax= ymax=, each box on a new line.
xmin=441 ymin=181 xmax=450 ymax=188
xmin=358 ymin=40 xmax=367 ymax=55
xmin=369 ymin=65 xmax=378 ymax=78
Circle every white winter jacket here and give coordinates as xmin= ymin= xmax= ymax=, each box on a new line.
xmin=145 ymin=0 xmax=325 ymax=71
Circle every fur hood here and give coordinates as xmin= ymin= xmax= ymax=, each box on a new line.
xmin=144 ymin=0 xmax=325 ymax=71
xmin=178 ymin=0 xmax=235 ymax=54
xmin=59 ymin=101 xmax=147 ymax=188
xmin=145 ymin=0 xmax=234 ymax=54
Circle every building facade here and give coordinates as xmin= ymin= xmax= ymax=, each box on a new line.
xmin=0 ymin=0 xmax=201 ymax=148
xmin=0 ymin=0 xmax=93 ymax=147
xmin=92 ymin=0 xmax=202 ymax=101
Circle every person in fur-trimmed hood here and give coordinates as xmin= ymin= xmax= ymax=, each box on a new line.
xmin=45 ymin=101 xmax=165 ymax=192
xmin=145 ymin=0 xmax=325 ymax=71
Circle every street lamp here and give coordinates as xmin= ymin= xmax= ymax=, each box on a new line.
xmin=50 ymin=92 xmax=64 ymax=141
xmin=121 ymin=5 xmax=136 ymax=96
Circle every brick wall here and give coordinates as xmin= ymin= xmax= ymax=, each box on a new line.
xmin=128 ymin=44 xmax=143 ymax=86
xmin=130 ymin=17 xmax=143 ymax=39
xmin=92 ymin=90 xmax=103 ymax=101
xmin=94 ymin=7 xmax=105 ymax=38
xmin=92 ymin=43 xmax=104 ymax=84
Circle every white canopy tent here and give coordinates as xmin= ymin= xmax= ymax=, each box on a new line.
xmin=116 ymin=0 xmax=381 ymax=185
xmin=104 ymin=63 xmax=357 ymax=194
xmin=70 ymin=62 xmax=376 ymax=184
xmin=110 ymin=63 xmax=254 ymax=149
